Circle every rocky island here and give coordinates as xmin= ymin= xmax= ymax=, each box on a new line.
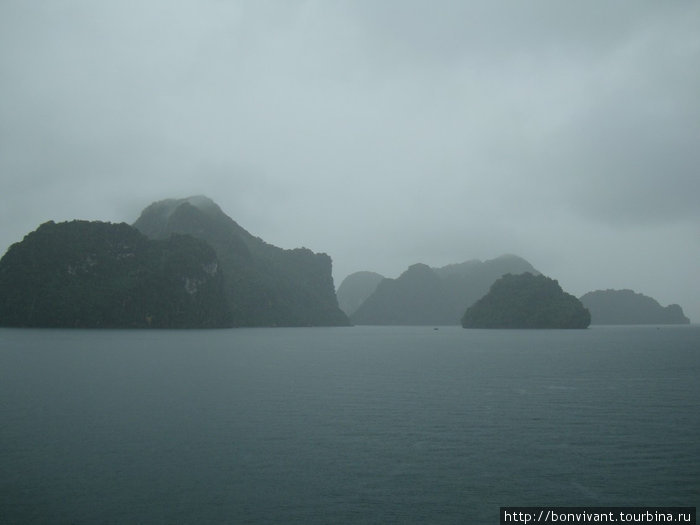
xmin=346 ymin=254 xmax=538 ymax=325
xmin=0 ymin=196 xmax=349 ymax=328
xmin=461 ymin=272 xmax=591 ymax=329
xmin=350 ymin=263 xmax=454 ymax=326
xmin=0 ymin=220 xmax=230 ymax=328
xmin=579 ymin=289 xmax=690 ymax=325
xmin=133 ymin=196 xmax=349 ymax=327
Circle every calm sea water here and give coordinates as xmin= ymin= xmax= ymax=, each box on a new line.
xmin=1 ymin=325 xmax=698 ymax=524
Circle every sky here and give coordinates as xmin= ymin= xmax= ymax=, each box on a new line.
xmin=1 ymin=1 xmax=699 ymax=321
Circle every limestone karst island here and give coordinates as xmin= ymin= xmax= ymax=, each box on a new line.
xmin=0 ymin=197 xmax=347 ymax=328
xmin=0 ymin=196 xmax=691 ymax=328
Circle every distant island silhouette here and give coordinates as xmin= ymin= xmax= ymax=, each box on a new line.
xmin=580 ymin=289 xmax=689 ymax=325
xmin=343 ymin=255 xmax=538 ymax=325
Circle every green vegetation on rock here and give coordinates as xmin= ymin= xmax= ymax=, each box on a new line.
xmin=0 ymin=220 xmax=231 ymax=328
xmin=461 ymin=272 xmax=591 ymax=329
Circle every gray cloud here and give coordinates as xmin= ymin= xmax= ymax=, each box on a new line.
xmin=1 ymin=1 xmax=699 ymax=320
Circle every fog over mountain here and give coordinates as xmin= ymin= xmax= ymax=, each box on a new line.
xmin=1 ymin=1 xmax=698 ymax=321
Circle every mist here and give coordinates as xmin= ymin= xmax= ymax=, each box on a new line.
xmin=1 ymin=1 xmax=698 ymax=320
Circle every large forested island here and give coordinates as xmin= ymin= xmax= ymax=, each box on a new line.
xmin=0 ymin=196 xmax=349 ymax=328
xmin=461 ymin=272 xmax=591 ymax=329
xmin=0 ymin=220 xmax=231 ymax=328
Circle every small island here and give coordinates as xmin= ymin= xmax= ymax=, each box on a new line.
xmin=579 ymin=289 xmax=690 ymax=325
xmin=461 ymin=272 xmax=591 ymax=329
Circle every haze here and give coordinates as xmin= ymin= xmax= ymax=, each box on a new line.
xmin=1 ymin=1 xmax=698 ymax=321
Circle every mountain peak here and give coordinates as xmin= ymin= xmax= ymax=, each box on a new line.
xmin=139 ymin=195 xmax=221 ymax=222
xmin=403 ymin=262 xmax=435 ymax=277
xmin=133 ymin=197 xmax=349 ymax=327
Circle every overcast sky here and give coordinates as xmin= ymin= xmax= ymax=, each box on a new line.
xmin=1 ymin=1 xmax=699 ymax=321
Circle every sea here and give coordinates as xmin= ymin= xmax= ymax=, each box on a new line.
xmin=1 ymin=325 xmax=698 ymax=524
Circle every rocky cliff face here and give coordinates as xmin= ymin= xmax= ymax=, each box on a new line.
xmin=133 ymin=196 xmax=349 ymax=327
xmin=0 ymin=220 xmax=231 ymax=328
xmin=579 ymin=289 xmax=690 ymax=325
